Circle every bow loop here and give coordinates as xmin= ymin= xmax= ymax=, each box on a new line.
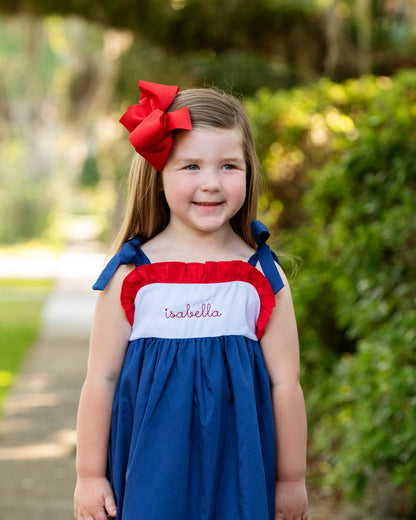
xmin=120 ymin=80 xmax=192 ymax=170
xmin=165 ymin=107 xmax=192 ymax=132
xmin=140 ymin=80 xmax=180 ymax=112
xmin=251 ymin=220 xmax=270 ymax=246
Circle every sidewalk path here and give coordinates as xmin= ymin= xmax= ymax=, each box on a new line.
xmin=0 ymin=240 xmax=105 ymax=520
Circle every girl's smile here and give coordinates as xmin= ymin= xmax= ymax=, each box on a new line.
xmin=191 ymin=201 xmax=225 ymax=210
xmin=161 ymin=127 xmax=247 ymax=237
xmin=192 ymin=201 xmax=223 ymax=206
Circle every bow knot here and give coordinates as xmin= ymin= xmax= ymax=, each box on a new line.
xmin=92 ymin=236 xmax=148 ymax=291
xmin=118 ymin=237 xmax=142 ymax=265
xmin=120 ymin=80 xmax=192 ymax=170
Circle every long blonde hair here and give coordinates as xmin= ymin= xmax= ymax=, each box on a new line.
xmin=111 ymin=87 xmax=260 ymax=253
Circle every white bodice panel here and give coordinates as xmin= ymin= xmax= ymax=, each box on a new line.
xmin=129 ymin=281 xmax=260 ymax=341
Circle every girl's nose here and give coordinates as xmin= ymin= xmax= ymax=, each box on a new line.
xmin=200 ymin=169 xmax=221 ymax=191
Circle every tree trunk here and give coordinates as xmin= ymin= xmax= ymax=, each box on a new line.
xmin=354 ymin=0 xmax=372 ymax=74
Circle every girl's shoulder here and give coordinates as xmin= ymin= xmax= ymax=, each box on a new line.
xmin=101 ymin=263 xmax=136 ymax=294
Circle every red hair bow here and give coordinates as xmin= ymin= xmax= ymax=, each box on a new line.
xmin=120 ymin=80 xmax=192 ymax=170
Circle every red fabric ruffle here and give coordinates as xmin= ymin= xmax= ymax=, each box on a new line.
xmin=121 ymin=260 xmax=276 ymax=339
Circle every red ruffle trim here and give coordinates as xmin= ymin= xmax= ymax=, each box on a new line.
xmin=121 ymin=260 xmax=276 ymax=339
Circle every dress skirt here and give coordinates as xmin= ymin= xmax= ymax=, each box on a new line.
xmin=108 ymin=335 xmax=276 ymax=520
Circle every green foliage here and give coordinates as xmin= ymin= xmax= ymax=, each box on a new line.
xmin=250 ymin=70 xmax=416 ymax=515
xmin=0 ymin=0 xmax=321 ymax=55
xmin=117 ymin=43 xmax=297 ymax=100
xmin=80 ymin=154 xmax=100 ymax=188
xmin=3 ymin=0 xmax=416 ymax=84
xmin=0 ymin=138 xmax=53 ymax=243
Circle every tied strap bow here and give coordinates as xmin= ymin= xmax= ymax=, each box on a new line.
xmin=93 ymin=237 xmax=147 ymax=291
xmin=120 ymin=80 xmax=192 ymax=170
xmin=251 ymin=220 xmax=284 ymax=294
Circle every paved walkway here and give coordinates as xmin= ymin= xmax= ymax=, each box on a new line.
xmin=0 ymin=239 xmax=105 ymax=520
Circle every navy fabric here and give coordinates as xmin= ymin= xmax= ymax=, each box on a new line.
xmin=92 ymin=236 xmax=150 ymax=290
xmin=248 ymin=220 xmax=284 ymax=294
xmin=91 ymin=221 xmax=283 ymax=519
xmin=109 ymin=336 xmax=276 ymax=520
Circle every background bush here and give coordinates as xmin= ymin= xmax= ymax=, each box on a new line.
xmin=249 ymin=69 xmax=416 ymax=516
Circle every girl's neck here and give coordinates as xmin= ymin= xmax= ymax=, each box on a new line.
xmin=142 ymin=223 xmax=254 ymax=264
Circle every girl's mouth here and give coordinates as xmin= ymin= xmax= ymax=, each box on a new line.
xmin=193 ymin=201 xmax=223 ymax=206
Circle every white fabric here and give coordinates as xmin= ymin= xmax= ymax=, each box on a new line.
xmin=129 ymin=281 xmax=260 ymax=340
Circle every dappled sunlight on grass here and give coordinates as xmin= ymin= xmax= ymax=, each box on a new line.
xmin=0 ymin=370 xmax=13 ymax=388
xmin=0 ymin=279 xmax=53 ymax=415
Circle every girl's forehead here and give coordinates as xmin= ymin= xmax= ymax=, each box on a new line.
xmin=172 ymin=127 xmax=244 ymax=151
xmin=165 ymin=128 xmax=246 ymax=169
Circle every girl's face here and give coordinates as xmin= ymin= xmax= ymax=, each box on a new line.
xmin=161 ymin=127 xmax=247 ymax=237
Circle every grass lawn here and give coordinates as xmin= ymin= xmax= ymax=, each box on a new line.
xmin=0 ymin=278 xmax=53 ymax=415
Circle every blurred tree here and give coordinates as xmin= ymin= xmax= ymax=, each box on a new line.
xmin=1 ymin=0 xmax=416 ymax=84
xmin=80 ymin=153 xmax=100 ymax=188
xmin=0 ymin=15 xmax=127 ymax=243
xmin=0 ymin=0 xmax=324 ymax=84
xmin=354 ymin=0 xmax=372 ymax=74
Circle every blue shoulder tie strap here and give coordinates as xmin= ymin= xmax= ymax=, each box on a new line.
xmin=92 ymin=236 xmax=149 ymax=291
xmin=249 ymin=220 xmax=284 ymax=294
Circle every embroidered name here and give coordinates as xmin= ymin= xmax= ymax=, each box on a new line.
xmin=164 ymin=303 xmax=222 ymax=319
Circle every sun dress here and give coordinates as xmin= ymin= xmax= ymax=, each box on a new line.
xmin=93 ymin=221 xmax=284 ymax=520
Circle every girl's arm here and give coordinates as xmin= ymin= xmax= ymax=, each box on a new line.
xmin=74 ymin=266 xmax=133 ymax=520
xmin=260 ymin=265 xmax=308 ymax=520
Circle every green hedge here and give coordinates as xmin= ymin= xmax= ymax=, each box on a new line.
xmin=248 ymin=70 xmax=416 ymax=516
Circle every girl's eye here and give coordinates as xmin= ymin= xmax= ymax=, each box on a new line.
xmin=184 ymin=164 xmax=199 ymax=171
xmin=222 ymin=164 xmax=236 ymax=170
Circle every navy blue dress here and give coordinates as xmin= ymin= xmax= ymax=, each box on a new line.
xmin=93 ymin=221 xmax=284 ymax=520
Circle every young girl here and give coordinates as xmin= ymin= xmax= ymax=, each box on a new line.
xmin=74 ymin=81 xmax=308 ymax=520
